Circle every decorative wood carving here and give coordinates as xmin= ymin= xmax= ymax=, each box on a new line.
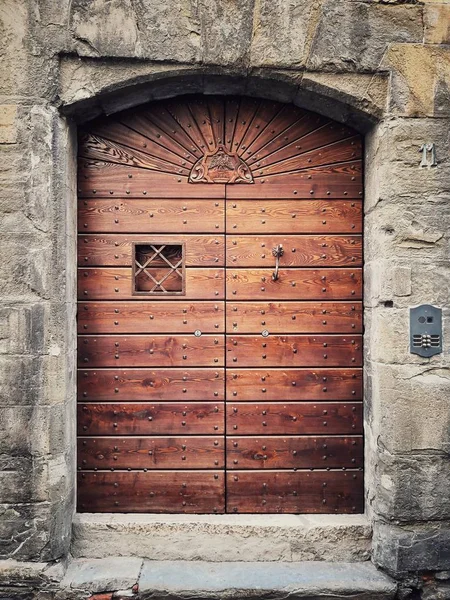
xmin=189 ymin=145 xmax=253 ymax=184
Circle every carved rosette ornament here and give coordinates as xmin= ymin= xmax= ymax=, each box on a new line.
xmin=189 ymin=145 xmax=254 ymax=184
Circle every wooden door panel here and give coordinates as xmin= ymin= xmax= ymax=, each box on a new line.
xmin=78 ymin=234 xmax=225 ymax=267
xmin=226 ymin=402 xmax=363 ymax=434
xmin=226 ymin=335 xmax=362 ymax=367
xmin=226 ymin=436 xmax=363 ymax=469
xmin=79 ymin=334 xmax=224 ymax=367
xmin=78 ymin=167 xmax=226 ymax=198
xmin=226 ymin=163 xmax=362 ymax=199
xmin=79 ymin=130 xmax=191 ymax=176
xmin=226 ymin=236 xmax=362 ymax=267
xmin=226 ymin=471 xmax=363 ymax=513
xmin=245 ymin=113 xmax=327 ymax=160
xmin=247 ymin=122 xmax=358 ymax=166
xmin=78 ymin=403 xmax=224 ymax=435
xmin=257 ymin=137 xmax=362 ymax=177
xmin=78 ymin=471 xmax=225 ymax=513
xmin=78 ymin=268 xmax=225 ymax=300
xmin=79 ymin=199 xmax=224 ymax=233
xmin=226 ymin=369 xmax=362 ymax=401
xmin=226 ymin=269 xmax=362 ymax=300
xmin=78 ymin=301 xmax=225 ymax=334
xmin=226 ymin=302 xmax=362 ymax=334
xmin=78 ymin=436 xmax=224 ymax=469
xmin=78 ymin=368 xmax=224 ymax=401
xmin=226 ymin=200 xmax=362 ymax=233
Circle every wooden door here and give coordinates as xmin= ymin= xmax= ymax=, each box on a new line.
xmin=77 ymin=96 xmax=363 ymax=514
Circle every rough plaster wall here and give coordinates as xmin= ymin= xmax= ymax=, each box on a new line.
xmin=0 ymin=0 xmax=449 ymax=579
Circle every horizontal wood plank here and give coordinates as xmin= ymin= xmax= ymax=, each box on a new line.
xmin=78 ymin=368 xmax=224 ymax=401
xmin=226 ymin=200 xmax=361 ymax=233
xmin=226 ymin=369 xmax=362 ymax=401
xmin=79 ymin=334 xmax=225 ymax=367
xmin=226 ymin=436 xmax=363 ymax=469
xmin=226 ymin=235 xmax=362 ymax=268
xmin=78 ymin=268 xmax=225 ymax=300
xmin=226 ymin=470 xmax=364 ymax=513
xmin=78 ymin=166 xmax=225 ymax=198
xmin=226 ymin=335 xmax=362 ymax=367
xmin=226 ymin=302 xmax=362 ymax=334
xmin=78 ymin=403 xmax=224 ymax=435
xmin=226 ymin=402 xmax=362 ymax=434
xmin=78 ymin=471 xmax=225 ymax=513
xmin=78 ymin=234 xmax=225 ymax=267
xmin=226 ymin=269 xmax=362 ymax=300
xmin=78 ymin=199 xmax=224 ymax=233
xmin=78 ymin=301 xmax=225 ymax=334
xmin=78 ymin=436 xmax=224 ymax=469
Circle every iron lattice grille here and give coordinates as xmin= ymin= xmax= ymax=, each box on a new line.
xmin=133 ymin=243 xmax=185 ymax=295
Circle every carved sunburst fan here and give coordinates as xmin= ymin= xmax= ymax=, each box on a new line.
xmin=79 ymin=95 xmax=360 ymax=184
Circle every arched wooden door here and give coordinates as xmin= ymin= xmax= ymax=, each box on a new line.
xmin=77 ymin=95 xmax=363 ymax=514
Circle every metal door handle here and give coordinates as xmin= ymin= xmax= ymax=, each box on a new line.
xmin=271 ymin=244 xmax=284 ymax=281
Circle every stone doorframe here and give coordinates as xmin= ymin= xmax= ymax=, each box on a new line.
xmin=14 ymin=64 xmax=449 ymax=578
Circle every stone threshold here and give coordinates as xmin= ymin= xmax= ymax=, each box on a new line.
xmin=66 ymin=559 xmax=397 ymax=600
xmin=72 ymin=513 xmax=372 ymax=562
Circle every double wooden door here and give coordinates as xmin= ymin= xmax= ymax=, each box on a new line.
xmin=77 ymin=95 xmax=364 ymax=514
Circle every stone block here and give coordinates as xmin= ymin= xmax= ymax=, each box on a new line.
xmin=249 ymin=0 xmax=315 ymax=68
xmin=69 ymin=0 xmax=201 ymax=63
xmin=424 ymin=4 xmax=450 ymax=44
xmin=308 ymin=2 xmax=423 ymax=72
xmin=373 ymin=522 xmax=450 ymax=575
xmin=375 ymin=452 xmax=450 ymax=521
xmin=61 ymin=557 xmax=142 ymax=593
xmin=138 ymin=560 xmax=397 ymax=600
xmin=71 ymin=513 xmax=371 ymax=563
xmin=385 ymin=45 xmax=450 ymax=117
xmin=0 ymin=105 xmax=18 ymax=144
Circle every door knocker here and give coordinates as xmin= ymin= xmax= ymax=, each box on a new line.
xmin=272 ymin=244 xmax=284 ymax=281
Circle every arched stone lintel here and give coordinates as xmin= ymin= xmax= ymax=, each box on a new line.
xmin=59 ymin=59 xmax=387 ymax=133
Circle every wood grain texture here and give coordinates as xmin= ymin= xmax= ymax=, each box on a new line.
xmin=78 ymin=368 xmax=224 ymax=401
xmin=226 ymin=302 xmax=362 ymax=334
xmin=226 ymin=369 xmax=362 ymax=401
xmin=226 ymin=402 xmax=363 ymax=434
xmin=78 ymin=166 xmax=225 ymax=198
xmin=78 ymin=436 xmax=224 ymax=469
xmin=226 ymin=335 xmax=362 ymax=367
xmin=78 ymin=334 xmax=225 ymax=367
xmin=78 ymin=471 xmax=225 ymax=513
xmin=78 ymin=403 xmax=224 ymax=435
xmin=78 ymin=234 xmax=225 ymax=267
xmin=78 ymin=301 xmax=225 ymax=334
xmin=78 ymin=268 xmax=225 ymax=300
xmin=226 ymin=235 xmax=362 ymax=267
xmin=226 ymin=200 xmax=362 ymax=233
xmin=78 ymin=199 xmax=224 ymax=233
xmin=226 ymin=436 xmax=363 ymax=469
xmin=226 ymin=268 xmax=362 ymax=300
xmin=226 ymin=470 xmax=364 ymax=513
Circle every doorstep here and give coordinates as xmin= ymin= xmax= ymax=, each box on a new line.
xmin=72 ymin=513 xmax=371 ymax=562
xmin=60 ymin=559 xmax=396 ymax=600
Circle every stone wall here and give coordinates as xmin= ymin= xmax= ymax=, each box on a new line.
xmin=0 ymin=0 xmax=449 ymax=587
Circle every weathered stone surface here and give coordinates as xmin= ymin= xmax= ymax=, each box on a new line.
xmin=373 ymin=523 xmax=450 ymax=575
xmin=385 ymin=45 xmax=450 ymax=116
xmin=61 ymin=558 xmax=142 ymax=593
xmin=424 ymin=4 xmax=450 ymax=45
xmin=71 ymin=514 xmax=371 ymax=562
xmin=138 ymin=560 xmax=397 ymax=599
xmin=308 ymin=2 xmax=423 ymax=72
